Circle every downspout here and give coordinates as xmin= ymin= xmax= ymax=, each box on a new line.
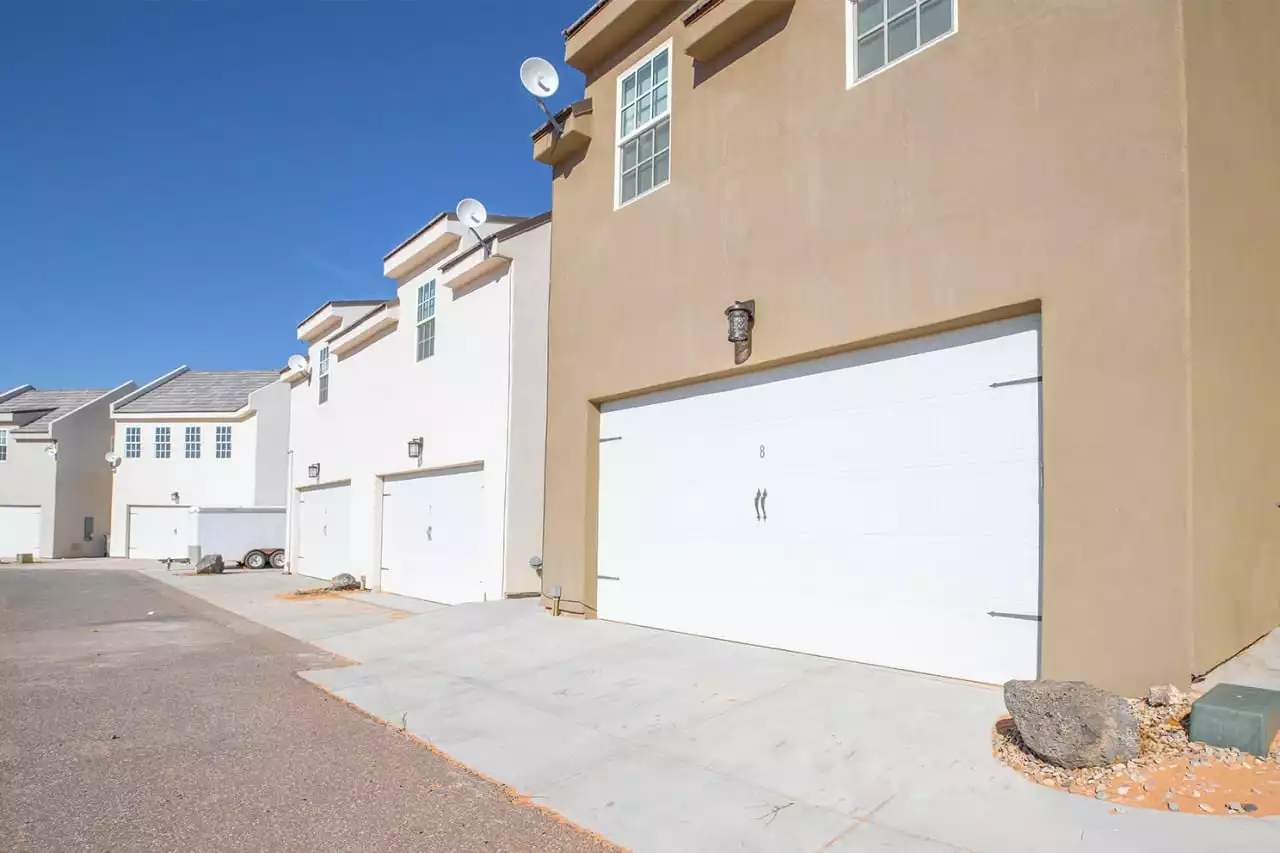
xmin=284 ymin=449 xmax=295 ymax=574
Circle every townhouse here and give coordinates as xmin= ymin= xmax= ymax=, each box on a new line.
xmin=0 ymin=383 xmax=135 ymax=558
xmin=109 ymin=367 xmax=290 ymax=561
xmin=285 ymin=210 xmax=551 ymax=604
xmin=530 ymin=0 xmax=1280 ymax=693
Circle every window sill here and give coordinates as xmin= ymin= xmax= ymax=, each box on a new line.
xmin=615 ymin=180 xmax=670 ymax=212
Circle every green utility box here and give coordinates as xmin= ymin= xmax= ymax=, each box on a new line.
xmin=1189 ymin=683 xmax=1280 ymax=758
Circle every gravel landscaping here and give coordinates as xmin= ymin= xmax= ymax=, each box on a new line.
xmin=994 ymin=696 xmax=1280 ymax=815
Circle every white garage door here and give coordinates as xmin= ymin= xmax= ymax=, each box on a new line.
xmin=380 ymin=466 xmax=487 ymax=604
xmin=128 ymin=506 xmax=192 ymax=560
xmin=0 ymin=506 xmax=41 ymax=558
xmin=296 ymin=484 xmax=351 ymax=580
xmin=597 ymin=316 xmax=1042 ymax=685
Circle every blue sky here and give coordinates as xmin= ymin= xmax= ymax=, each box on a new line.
xmin=0 ymin=0 xmax=586 ymax=391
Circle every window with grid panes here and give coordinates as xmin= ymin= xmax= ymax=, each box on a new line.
xmin=184 ymin=426 xmax=201 ymax=459
xmin=616 ymin=42 xmax=671 ymax=207
xmin=154 ymin=426 xmax=171 ymax=459
xmin=215 ymin=425 xmax=232 ymax=459
xmin=0 ymin=429 xmax=7 ymax=462
xmin=416 ymin=280 xmax=436 ymax=361
xmin=125 ymin=427 xmax=141 ymax=458
xmin=851 ymin=0 xmax=954 ymax=83
xmin=318 ymin=345 xmax=330 ymax=403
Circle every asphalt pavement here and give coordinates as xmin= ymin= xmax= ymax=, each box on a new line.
xmin=0 ymin=568 xmax=618 ymax=853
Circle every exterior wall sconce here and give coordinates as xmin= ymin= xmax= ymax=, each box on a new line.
xmin=307 ymin=463 xmax=320 ymax=480
xmin=170 ymin=491 xmax=180 ymax=504
xmin=725 ymin=299 xmax=756 ymax=365
xmin=407 ymin=437 xmax=424 ymax=460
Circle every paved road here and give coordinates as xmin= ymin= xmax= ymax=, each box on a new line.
xmin=0 ymin=569 xmax=617 ymax=853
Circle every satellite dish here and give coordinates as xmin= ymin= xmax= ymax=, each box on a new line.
xmin=455 ymin=198 xmax=488 ymax=229
xmin=520 ymin=57 xmax=559 ymax=97
xmin=520 ymin=57 xmax=564 ymax=137
xmin=456 ymin=198 xmax=495 ymax=259
xmin=287 ymin=354 xmax=309 ymax=373
xmin=105 ymin=452 xmax=122 ymax=469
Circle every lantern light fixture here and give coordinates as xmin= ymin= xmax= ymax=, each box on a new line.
xmin=407 ymin=437 xmax=424 ymax=460
xmin=170 ymin=491 xmax=180 ymax=504
xmin=307 ymin=463 xmax=320 ymax=480
xmin=725 ymin=299 xmax=756 ymax=365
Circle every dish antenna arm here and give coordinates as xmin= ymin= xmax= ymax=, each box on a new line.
xmin=536 ymin=98 xmax=564 ymax=138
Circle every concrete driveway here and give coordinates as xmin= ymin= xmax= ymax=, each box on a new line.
xmin=117 ymin=560 xmax=1280 ymax=852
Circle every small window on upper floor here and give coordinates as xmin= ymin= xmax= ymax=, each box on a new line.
xmin=616 ymin=40 xmax=671 ymax=208
xmin=416 ymin=281 xmax=436 ymax=361
xmin=215 ymin=425 xmax=232 ymax=459
xmin=318 ymin=345 xmax=331 ymax=404
xmin=0 ymin=429 xmax=7 ymax=462
xmin=847 ymin=0 xmax=955 ymax=86
xmin=125 ymin=426 xmax=141 ymax=459
xmin=184 ymin=425 xmax=201 ymax=459
xmin=154 ymin=426 xmax=171 ymax=459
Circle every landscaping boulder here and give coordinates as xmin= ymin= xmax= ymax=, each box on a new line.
xmin=1148 ymin=684 xmax=1185 ymax=707
xmin=1004 ymin=679 xmax=1140 ymax=769
xmin=328 ymin=572 xmax=360 ymax=591
xmin=194 ymin=554 xmax=225 ymax=575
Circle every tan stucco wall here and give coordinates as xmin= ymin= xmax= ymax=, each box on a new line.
xmin=542 ymin=0 xmax=1197 ymax=693
xmin=1183 ymin=0 xmax=1280 ymax=675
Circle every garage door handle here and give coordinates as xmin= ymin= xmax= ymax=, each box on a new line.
xmin=987 ymin=610 xmax=1041 ymax=622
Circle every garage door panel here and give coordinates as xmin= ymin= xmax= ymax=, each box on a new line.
xmin=380 ymin=468 xmax=487 ymax=604
xmin=128 ymin=507 xmax=192 ymax=560
xmin=297 ymin=485 xmax=350 ymax=579
xmin=0 ymin=507 xmax=41 ymax=558
xmin=598 ymin=316 xmax=1042 ymax=685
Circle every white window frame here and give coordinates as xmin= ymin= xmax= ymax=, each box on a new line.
xmin=154 ymin=426 xmax=171 ymax=459
xmin=215 ymin=425 xmax=232 ymax=459
xmin=416 ymin=280 xmax=436 ymax=361
xmin=124 ymin=426 xmax=141 ymax=459
xmin=614 ymin=38 xmax=673 ymax=210
xmin=318 ymin=345 xmax=330 ymax=403
xmin=184 ymin=426 xmax=201 ymax=459
xmin=845 ymin=0 xmax=957 ymax=89
xmin=0 ymin=429 xmax=7 ymax=462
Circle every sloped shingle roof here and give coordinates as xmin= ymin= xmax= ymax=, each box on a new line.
xmin=115 ymin=370 xmax=279 ymax=414
xmin=0 ymin=389 xmax=111 ymax=433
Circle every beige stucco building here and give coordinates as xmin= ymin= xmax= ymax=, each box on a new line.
xmin=531 ymin=0 xmax=1280 ymax=694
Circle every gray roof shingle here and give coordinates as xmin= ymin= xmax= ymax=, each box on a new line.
xmin=115 ymin=370 xmax=279 ymax=414
xmin=0 ymin=389 xmax=112 ymax=433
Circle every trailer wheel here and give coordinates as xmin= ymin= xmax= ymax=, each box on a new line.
xmin=269 ymin=550 xmax=286 ymax=569
xmin=244 ymin=550 xmax=268 ymax=570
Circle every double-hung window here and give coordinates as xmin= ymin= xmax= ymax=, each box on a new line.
xmin=416 ymin=280 xmax=436 ymax=361
xmin=125 ymin=426 xmax=141 ymax=458
xmin=184 ymin=426 xmax=201 ymax=459
xmin=215 ymin=425 xmax=232 ymax=459
xmin=318 ymin=345 xmax=330 ymax=404
xmin=154 ymin=426 xmax=171 ymax=459
xmin=0 ymin=429 xmax=7 ymax=462
xmin=616 ymin=41 xmax=671 ymax=207
xmin=849 ymin=0 xmax=955 ymax=84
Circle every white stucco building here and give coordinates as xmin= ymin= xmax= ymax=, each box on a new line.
xmin=108 ymin=367 xmax=290 ymax=559
xmin=0 ymin=383 xmax=136 ymax=559
xmin=285 ymin=210 xmax=551 ymax=604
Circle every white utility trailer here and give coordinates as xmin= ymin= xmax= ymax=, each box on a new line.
xmin=190 ymin=507 xmax=287 ymax=569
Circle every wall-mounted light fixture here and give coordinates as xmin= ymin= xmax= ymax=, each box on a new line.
xmin=407 ymin=437 xmax=424 ymax=460
xmin=170 ymin=491 xmax=180 ymax=504
xmin=307 ymin=463 xmax=320 ymax=480
xmin=725 ymin=299 xmax=756 ymax=365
